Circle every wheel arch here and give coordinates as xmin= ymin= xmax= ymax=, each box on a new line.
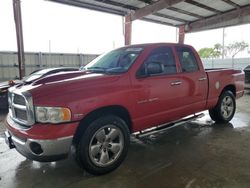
xmin=72 ymin=105 xmax=132 ymax=146
xmin=221 ymin=84 xmax=236 ymax=97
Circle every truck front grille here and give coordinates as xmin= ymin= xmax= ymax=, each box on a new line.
xmin=14 ymin=108 xmax=28 ymax=121
xmin=9 ymin=91 xmax=35 ymax=127
xmin=13 ymin=94 xmax=26 ymax=105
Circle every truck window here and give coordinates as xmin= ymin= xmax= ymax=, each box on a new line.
xmin=84 ymin=47 xmax=143 ymax=73
xmin=176 ymin=47 xmax=199 ymax=72
xmin=137 ymin=47 xmax=177 ymax=76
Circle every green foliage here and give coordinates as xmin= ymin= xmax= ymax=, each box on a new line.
xmin=198 ymin=48 xmax=214 ymax=58
xmin=198 ymin=43 xmax=222 ymax=58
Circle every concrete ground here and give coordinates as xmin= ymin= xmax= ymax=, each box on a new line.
xmin=0 ymin=93 xmax=250 ymax=188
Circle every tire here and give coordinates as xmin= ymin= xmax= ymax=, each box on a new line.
xmin=209 ymin=90 xmax=236 ymax=123
xmin=76 ymin=115 xmax=130 ymax=175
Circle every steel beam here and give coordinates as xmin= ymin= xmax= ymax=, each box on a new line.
xmin=137 ymin=0 xmax=204 ymax=19
xmin=141 ymin=17 xmax=175 ymax=26
xmin=94 ymin=0 xmax=187 ymax=24
xmin=13 ymin=0 xmax=25 ymax=79
xmin=129 ymin=0 xmax=185 ymax=21
xmin=221 ymin=0 xmax=240 ymax=9
xmin=50 ymin=0 xmax=126 ymax=16
xmin=154 ymin=12 xmax=187 ymax=23
xmin=167 ymin=7 xmax=204 ymax=19
xmin=185 ymin=0 xmax=221 ymax=14
xmin=185 ymin=4 xmax=250 ymax=33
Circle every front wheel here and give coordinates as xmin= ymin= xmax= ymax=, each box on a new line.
xmin=76 ymin=115 xmax=130 ymax=175
xmin=209 ymin=90 xmax=236 ymax=123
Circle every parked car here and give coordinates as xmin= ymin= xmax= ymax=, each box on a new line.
xmin=4 ymin=43 xmax=245 ymax=175
xmin=244 ymin=65 xmax=250 ymax=83
xmin=0 ymin=67 xmax=78 ymax=109
xmin=0 ymin=82 xmax=9 ymax=110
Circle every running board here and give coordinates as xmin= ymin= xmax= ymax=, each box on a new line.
xmin=135 ymin=113 xmax=205 ymax=138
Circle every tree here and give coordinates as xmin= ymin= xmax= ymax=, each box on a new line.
xmin=198 ymin=43 xmax=222 ymax=58
xmin=224 ymin=41 xmax=249 ymax=68
xmin=225 ymin=41 xmax=249 ymax=58
xmin=213 ymin=43 xmax=222 ymax=58
xmin=198 ymin=47 xmax=214 ymax=58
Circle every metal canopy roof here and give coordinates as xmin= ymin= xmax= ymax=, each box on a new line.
xmin=49 ymin=0 xmax=250 ymax=32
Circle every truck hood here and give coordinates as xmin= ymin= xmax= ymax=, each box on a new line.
xmin=31 ymin=71 xmax=85 ymax=85
xmin=24 ymin=71 xmax=122 ymax=104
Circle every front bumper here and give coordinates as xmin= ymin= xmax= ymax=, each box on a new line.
xmin=5 ymin=130 xmax=72 ymax=162
xmin=4 ymin=115 xmax=79 ymax=162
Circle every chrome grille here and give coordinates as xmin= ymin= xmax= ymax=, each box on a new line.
xmin=13 ymin=94 xmax=26 ymax=105
xmin=8 ymin=89 xmax=35 ymax=127
xmin=14 ymin=108 xmax=28 ymax=121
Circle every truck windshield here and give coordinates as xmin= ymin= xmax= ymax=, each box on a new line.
xmin=84 ymin=47 xmax=143 ymax=73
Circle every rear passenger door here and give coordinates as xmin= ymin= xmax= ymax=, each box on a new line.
xmin=175 ymin=46 xmax=208 ymax=114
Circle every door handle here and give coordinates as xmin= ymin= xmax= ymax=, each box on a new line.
xmin=171 ymin=81 xmax=182 ymax=86
xmin=198 ymin=77 xmax=207 ymax=81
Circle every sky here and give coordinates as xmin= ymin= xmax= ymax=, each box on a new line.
xmin=0 ymin=0 xmax=250 ymax=57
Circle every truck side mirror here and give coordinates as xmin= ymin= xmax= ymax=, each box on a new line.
xmin=146 ymin=62 xmax=164 ymax=76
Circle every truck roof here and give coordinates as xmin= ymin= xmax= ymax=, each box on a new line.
xmin=123 ymin=42 xmax=193 ymax=49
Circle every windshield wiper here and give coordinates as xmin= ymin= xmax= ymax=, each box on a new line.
xmin=106 ymin=67 xmax=126 ymax=74
xmin=87 ymin=66 xmax=105 ymax=70
xmin=85 ymin=67 xmax=126 ymax=74
xmin=86 ymin=67 xmax=107 ymax=73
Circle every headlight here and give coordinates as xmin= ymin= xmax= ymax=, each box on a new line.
xmin=35 ymin=106 xmax=71 ymax=123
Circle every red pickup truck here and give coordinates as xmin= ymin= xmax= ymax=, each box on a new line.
xmin=4 ymin=43 xmax=245 ymax=175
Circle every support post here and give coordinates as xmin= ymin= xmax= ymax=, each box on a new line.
xmin=38 ymin=52 xmax=42 ymax=68
xmin=222 ymin=28 xmax=225 ymax=59
xmin=124 ymin=15 xmax=132 ymax=45
xmin=79 ymin=54 xmax=84 ymax=67
xmin=13 ymin=0 xmax=25 ymax=79
xmin=178 ymin=26 xmax=185 ymax=44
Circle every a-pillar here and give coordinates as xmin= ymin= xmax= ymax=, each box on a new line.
xmin=124 ymin=15 xmax=132 ymax=45
xmin=178 ymin=25 xmax=185 ymax=44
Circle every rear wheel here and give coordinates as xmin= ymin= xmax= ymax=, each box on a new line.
xmin=76 ymin=115 xmax=130 ymax=175
xmin=209 ymin=90 xmax=236 ymax=123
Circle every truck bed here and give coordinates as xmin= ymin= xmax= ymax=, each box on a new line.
xmin=205 ymin=68 xmax=245 ymax=109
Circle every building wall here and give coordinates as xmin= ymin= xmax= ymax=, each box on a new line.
xmin=0 ymin=51 xmax=98 ymax=81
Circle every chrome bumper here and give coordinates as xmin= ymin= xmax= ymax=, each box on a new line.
xmin=5 ymin=130 xmax=73 ymax=162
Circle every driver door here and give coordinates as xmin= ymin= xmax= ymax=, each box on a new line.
xmin=131 ymin=46 xmax=186 ymax=131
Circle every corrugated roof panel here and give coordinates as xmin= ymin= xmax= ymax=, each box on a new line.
xmin=144 ymin=14 xmax=184 ymax=25
xmin=75 ymin=0 xmax=129 ymax=14
xmin=136 ymin=1 xmax=149 ymax=9
xmin=49 ymin=0 xmax=250 ymax=29
xmin=173 ymin=1 xmax=216 ymax=17
xmin=231 ymin=0 xmax=250 ymax=6
xmin=194 ymin=0 xmax=234 ymax=11
xmin=112 ymin=0 xmax=146 ymax=8
xmin=158 ymin=8 xmax=198 ymax=22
